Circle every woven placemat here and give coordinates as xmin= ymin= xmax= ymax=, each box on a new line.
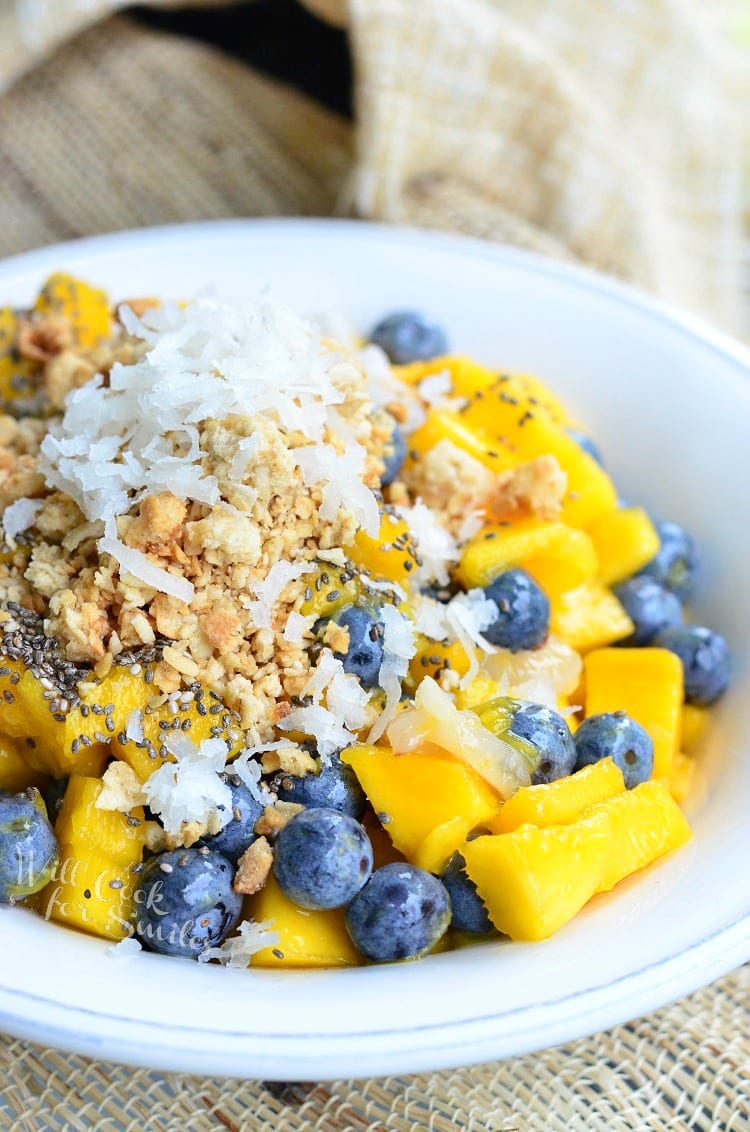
xmin=0 ymin=7 xmax=748 ymax=1129
xmin=1 ymin=965 xmax=748 ymax=1130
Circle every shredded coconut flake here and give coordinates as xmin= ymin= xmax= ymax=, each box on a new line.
xmin=231 ymin=748 xmax=275 ymax=804
xmin=142 ymin=733 xmax=232 ymax=837
xmin=393 ymin=500 xmax=458 ymax=586
xmin=106 ymin=936 xmax=143 ymax=962
xmin=125 ymin=708 xmax=144 ymax=745
xmin=294 ymin=441 xmax=379 ymax=536
xmin=457 ymin=510 xmax=485 ymax=544
xmin=368 ymin=605 xmax=416 ymax=743
xmin=415 ymin=588 xmax=498 ymax=688
xmin=244 ymin=560 xmax=315 ymax=628
xmin=283 ymin=611 xmax=313 ymax=644
xmin=199 ymin=919 xmax=280 ymax=967
xmin=279 ymin=649 xmax=370 ymax=757
xmin=1 ymin=497 xmax=43 ymax=541
xmin=38 ymin=295 xmax=373 ymax=595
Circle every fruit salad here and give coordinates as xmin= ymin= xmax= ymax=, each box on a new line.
xmin=0 ymin=280 xmax=731 ymax=967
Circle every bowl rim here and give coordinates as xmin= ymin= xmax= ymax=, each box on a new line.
xmin=0 ymin=217 xmax=748 ymax=1079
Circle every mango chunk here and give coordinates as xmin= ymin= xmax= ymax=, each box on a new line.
xmin=0 ymin=657 xmax=108 ymax=778
xmin=454 ymin=673 xmax=500 ymax=710
xmin=584 ymin=648 xmax=683 ymax=779
xmin=299 ymin=563 xmax=362 ymax=621
xmin=34 ymin=272 xmax=112 ymax=350
xmin=0 ymin=306 xmax=39 ymax=406
xmin=342 ymin=743 xmax=501 ymax=870
xmin=489 ymin=758 xmax=625 ymax=834
xmin=589 ymin=507 xmax=661 ymax=586
xmin=408 ymin=636 xmax=470 ymax=689
xmin=394 ymin=357 xmax=575 ymax=428
xmin=463 ymin=780 xmax=690 ymax=940
xmin=595 ymin=781 xmax=691 ymax=892
xmin=247 ymin=874 xmax=360 ymax=968
xmin=668 ymin=751 xmax=695 ymax=805
xmin=41 ymin=775 xmax=147 ymax=940
xmin=348 ymin=511 xmax=420 ymax=589
xmin=462 ymin=812 xmax=611 ymax=941
xmin=681 ymin=704 xmax=709 ymax=752
xmin=550 ymin=580 xmax=634 ymax=652
xmin=458 ymin=517 xmax=598 ymax=594
xmin=404 ymin=409 xmax=517 ymax=477
xmin=0 ymin=732 xmax=48 ymax=792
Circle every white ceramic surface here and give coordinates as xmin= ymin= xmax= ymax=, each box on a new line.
xmin=0 ymin=220 xmax=748 ymax=1080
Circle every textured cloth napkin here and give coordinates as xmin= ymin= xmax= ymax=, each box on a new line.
xmin=0 ymin=0 xmax=747 ymax=334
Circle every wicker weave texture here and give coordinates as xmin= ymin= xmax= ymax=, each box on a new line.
xmin=1 ymin=965 xmax=748 ymax=1131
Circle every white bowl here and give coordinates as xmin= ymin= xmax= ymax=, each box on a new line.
xmin=1 ymin=220 xmax=748 ymax=1079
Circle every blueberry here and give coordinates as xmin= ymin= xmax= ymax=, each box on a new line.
xmin=275 ymin=753 xmax=366 ymax=819
xmin=369 ymin=311 xmax=448 ymax=365
xmin=510 ymin=701 xmax=577 ymax=784
xmin=273 ymin=808 xmax=373 ymax=910
xmin=381 ymin=419 xmax=406 ymax=486
xmin=346 ymin=862 xmax=451 ymax=962
xmin=132 ymin=847 xmax=242 ymax=959
xmin=334 ymin=606 xmax=384 ymax=689
xmin=439 ymin=852 xmax=493 ymax=934
xmin=613 ymin=577 xmax=683 ymax=645
xmin=475 ymin=697 xmax=576 ymax=785
xmin=574 ymin=711 xmax=654 ymax=789
xmin=637 ymin=520 xmax=699 ymax=601
xmin=566 ymin=427 xmax=603 ymax=466
xmin=483 ymin=568 xmax=550 ymax=652
xmin=202 ymin=773 xmax=264 ymax=865
xmin=654 ymin=625 xmax=731 ymax=705
xmin=0 ymin=788 xmax=59 ymax=902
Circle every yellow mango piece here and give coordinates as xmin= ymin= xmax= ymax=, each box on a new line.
xmin=299 ymin=563 xmax=362 ymax=621
xmin=462 ymin=811 xmax=611 ymax=941
xmin=101 ymin=666 xmax=243 ymax=781
xmin=403 ymin=409 xmax=517 ymax=477
xmin=0 ymin=306 xmax=39 ymax=406
xmin=0 ymin=657 xmax=107 ymax=777
xmin=408 ymin=636 xmax=470 ymax=689
xmin=247 ymin=874 xmax=360 ymax=968
xmin=348 ymin=512 xmax=421 ymax=589
xmin=361 ymin=810 xmax=406 ymax=868
xmin=454 ymin=673 xmax=499 ymax=710
xmin=463 ymin=779 xmax=690 ymax=940
xmin=550 ymin=580 xmax=634 ymax=652
xmin=681 ymin=704 xmax=709 ymax=752
xmin=341 ymin=743 xmax=501 ymax=864
xmin=489 ymin=758 xmax=625 ymax=834
xmin=589 ymin=507 xmax=661 ymax=586
xmin=669 ymin=751 xmax=695 ymax=805
xmin=394 ymin=357 xmax=575 ymax=428
xmin=458 ymin=517 xmax=598 ymax=594
xmin=595 ymin=780 xmax=691 ymax=892
xmin=34 ymin=272 xmax=112 ymax=350
xmin=584 ymin=648 xmax=683 ymax=780
xmin=42 ymin=775 xmax=147 ymax=941
xmin=0 ymin=732 xmax=48 ymax=792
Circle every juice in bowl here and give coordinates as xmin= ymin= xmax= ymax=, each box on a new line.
xmin=0 ymin=273 xmax=731 ymax=973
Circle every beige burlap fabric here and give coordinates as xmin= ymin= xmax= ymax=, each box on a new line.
xmin=0 ymin=3 xmax=748 ymax=1128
